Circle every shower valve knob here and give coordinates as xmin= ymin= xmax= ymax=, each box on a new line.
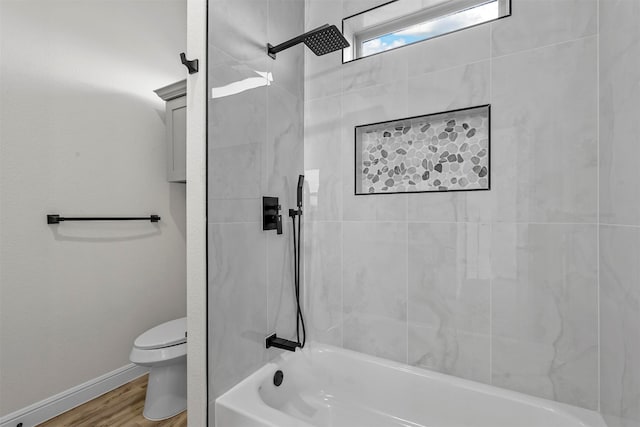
xmin=263 ymin=196 xmax=283 ymax=235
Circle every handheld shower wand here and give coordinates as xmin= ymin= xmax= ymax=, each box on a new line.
xmin=290 ymin=175 xmax=306 ymax=348
xmin=265 ymin=175 xmax=307 ymax=352
xmin=297 ymin=175 xmax=304 ymax=208
xmin=290 ymin=175 xmax=304 ymax=216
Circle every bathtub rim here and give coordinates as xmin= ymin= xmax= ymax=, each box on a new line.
xmin=215 ymin=342 xmax=606 ymax=427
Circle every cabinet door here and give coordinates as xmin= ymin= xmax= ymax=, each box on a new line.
xmin=167 ymin=96 xmax=187 ymax=182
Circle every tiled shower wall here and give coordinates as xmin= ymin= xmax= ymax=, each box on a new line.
xmin=304 ymin=0 xmax=599 ymax=410
xmin=599 ymin=0 xmax=640 ymax=426
xmin=207 ymin=0 xmax=304 ymax=415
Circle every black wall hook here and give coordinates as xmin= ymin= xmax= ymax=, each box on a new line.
xmin=180 ymin=52 xmax=199 ymax=74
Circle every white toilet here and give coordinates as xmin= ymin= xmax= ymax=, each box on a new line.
xmin=130 ymin=317 xmax=187 ymax=421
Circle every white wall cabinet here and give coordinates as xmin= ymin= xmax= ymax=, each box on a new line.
xmin=155 ymin=80 xmax=187 ymax=183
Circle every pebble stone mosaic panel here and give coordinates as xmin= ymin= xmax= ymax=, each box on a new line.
xmin=355 ymin=105 xmax=490 ymax=194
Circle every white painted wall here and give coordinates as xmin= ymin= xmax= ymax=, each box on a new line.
xmin=0 ymin=0 xmax=187 ymax=416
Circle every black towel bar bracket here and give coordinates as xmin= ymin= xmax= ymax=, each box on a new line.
xmin=47 ymin=214 xmax=160 ymax=224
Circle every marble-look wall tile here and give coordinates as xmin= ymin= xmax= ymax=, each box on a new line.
xmin=209 ymin=71 xmax=268 ymax=151
xmin=265 ymin=4 xmax=304 ymax=361
xmin=342 ymin=47 xmax=408 ymax=93
xmin=407 ymin=191 xmax=490 ymax=224
xmin=209 ymin=145 xmax=263 ymax=200
xmin=491 ymin=37 xmax=597 ymax=224
xmin=305 ymin=0 xmax=342 ymax=30
xmin=342 ymin=81 xmax=409 ymax=221
xmin=491 ymin=223 xmax=598 ymax=409
xmin=408 ymin=223 xmax=491 ymax=383
xmin=208 ymin=1 xmax=268 ymax=225
xmin=209 ymin=199 xmax=263 ymax=224
xmin=305 ymin=95 xmax=343 ymax=221
xmin=265 ymin=87 xmax=302 ymax=343
xmin=491 ymin=0 xmax=597 ymax=58
xmin=305 ymin=49 xmax=343 ymax=101
xmin=342 ymin=0 xmax=388 ymax=17
xmin=304 ymin=221 xmax=343 ymax=346
xmin=208 ymin=144 xmax=264 ymax=223
xmin=209 ymin=0 xmax=268 ymax=63
xmin=208 ymin=0 xmax=304 ymax=407
xmin=342 ymin=222 xmax=408 ymax=362
xmin=599 ymin=0 xmax=640 ymax=227
xmin=407 ymin=25 xmax=490 ymax=77
xmin=342 ymin=81 xmax=409 ymax=144
xmin=407 ymin=60 xmax=490 ymax=117
xmin=266 ymin=85 xmax=304 ymax=211
xmin=267 ymin=222 xmax=297 ymax=342
xmin=344 ymin=313 xmax=407 ymax=363
xmin=208 ymin=223 xmax=268 ymax=399
xmin=600 ymin=225 xmax=640 ymax=427
xmin=304 ymin=0 xmax=343 ymax=102
xmin=303 ymin=0 xmax=601 ymax=413
xmin=409 ymin=326 xmax=490 ymax=384
xmin=599 ymin=1 xmax=640 ymax=425
xmin=405 ymin=61 xmax=491 ymax=223
xmin=268 ymin=0 xmax=305 ymax=99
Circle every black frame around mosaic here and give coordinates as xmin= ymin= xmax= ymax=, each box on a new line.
xmin=354 ymin=104 xmax=491 ymax=196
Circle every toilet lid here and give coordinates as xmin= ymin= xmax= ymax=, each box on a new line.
xmin=134 ymin=317 xmax=187 ymax=350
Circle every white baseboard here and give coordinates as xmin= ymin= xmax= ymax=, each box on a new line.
xmin=0 ymin=364 xmax=149 ymax=427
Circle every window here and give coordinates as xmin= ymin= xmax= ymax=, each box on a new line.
xmin=343 ymin=0 xmax=511 ymax=62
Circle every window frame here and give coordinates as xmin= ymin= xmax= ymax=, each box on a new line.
xmin=343 ymin=0 xmax=511 ymax=62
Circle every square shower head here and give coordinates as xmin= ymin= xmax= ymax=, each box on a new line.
xmin=303 ymin=25 xmax=350 ymax=56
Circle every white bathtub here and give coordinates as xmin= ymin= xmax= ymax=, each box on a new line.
xmin=215 ymin=343 xmax=606 ymax=427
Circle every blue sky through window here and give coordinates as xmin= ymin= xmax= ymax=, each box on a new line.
xmin=361 ymin=1 xmax=499 ymax=57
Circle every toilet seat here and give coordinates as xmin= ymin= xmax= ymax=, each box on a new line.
xmin=130 ymin=317 xmax=187 ymax=367
xmin=134 ymin=318 xmax=186 ymax=350
xmin=130 ymin=342 xmax=186 ymax=366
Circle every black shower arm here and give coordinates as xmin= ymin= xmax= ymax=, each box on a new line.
xmin=267 ymin=24 xmax=329 ymax=58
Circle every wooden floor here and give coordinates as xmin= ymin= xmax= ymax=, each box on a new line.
xmin=38 ymin=375 xmax=187 ymax=427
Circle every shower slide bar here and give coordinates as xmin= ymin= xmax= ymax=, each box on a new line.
xmin=46 ymin=214 xmax=160 ymax=224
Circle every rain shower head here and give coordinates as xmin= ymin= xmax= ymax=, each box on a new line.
xmin=303 ymin=25 xmax=350 ymax=56
xmin=267 ymin=24 xmax=350 ymax=59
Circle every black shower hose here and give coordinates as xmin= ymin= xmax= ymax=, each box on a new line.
xmin=292 ymin=212 xmax=306 ymax=348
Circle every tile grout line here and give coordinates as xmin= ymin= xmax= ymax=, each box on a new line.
xmin=488 ymin=18 xmax=494 ymax=386
xmin=599 ymin=223 xmax=640 ymax=229
xmin=405 ymin=35 xmax=411 ymax=366
xmin=212 ymin=220 xmax=603 ymax=225
xmin=491 ymin=33 xmax=599 ymax=62
xmin=336 ymin=57 xmax=492 ymax=99
xmin=339 ymin=47 xmax=345 ymax=350
xmin=596 ymin=0 xmax=601 ymax=412
xmin=406 ymin=196 xmax=410 ymax=364
xmin=309 ymin=220 xmax=600 ymax=226
xmin=341 ymin=218 xmax=345 ymax=348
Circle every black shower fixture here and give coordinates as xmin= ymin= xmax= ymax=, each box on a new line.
xmin=263 ymin=196 xmax=283 ymax=234
xmin=264 ymin=175 xmax=307 ymax=353
xmin=267 ymin=24 xmax=350 ymax=59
